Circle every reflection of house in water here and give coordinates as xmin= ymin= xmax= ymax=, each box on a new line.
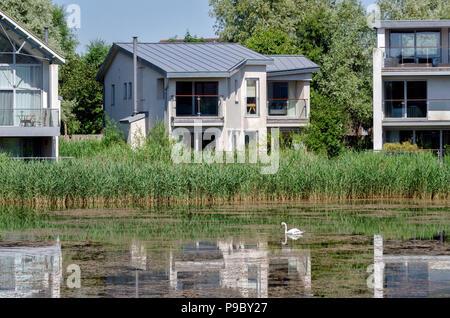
xmin=169 ymin=240 xmax=312 ymax=298
xmin=105 ymin=239 xmax=311 ymax=298
xmin=373 ymin=235 xmax=450 ymax=298
xmin=0 ymin=244 xmax=62 ymax=298
xmin=105 ymin=241 xmax=171 ymax=297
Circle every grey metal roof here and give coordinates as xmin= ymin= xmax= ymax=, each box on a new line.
xmin=266 ymin=55 xmax=320 ymax=74
xmin=113 ymin=42 xmax=273 ymax=78
xmin=373 ymin=20 xmax=450 ymax=29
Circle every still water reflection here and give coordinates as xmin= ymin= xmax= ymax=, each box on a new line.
xmin=105 ymin=240 xmax=311 ymax=298
xmin=374 ymin=235 xmax=450 ymax=298
xmin=0 ymin=235 xmax=448 ymax=298
xmin=0 ymin=244 xmax=61 ymax=298
xmin=0 ymin=203 xmax=449 ymax=298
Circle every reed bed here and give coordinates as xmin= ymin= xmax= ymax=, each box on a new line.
xmin=0 ymin=140 xmax=448 ymax=208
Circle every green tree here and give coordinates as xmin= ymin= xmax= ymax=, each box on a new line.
xmin=314 ymin=0 xmax=374 ymax=137
xmin=184 ymin=31 xmax=206 ymax=43
xmin=245 ymin=26 xmax=302 ymax=55
xmin=377 ymin=0 xmax=450 ymax=20
xmin=303 ymin=92 xmax=348 ymax=158
xmin=210 ymin=0 xmax=374 ymax=147
xmin=60 ymin=40 xmax=110 ymax=134
xmin=0 ymin=0 xmax=77 ymax=57
xmin=83 ymin=39 xmax=111 ymax=68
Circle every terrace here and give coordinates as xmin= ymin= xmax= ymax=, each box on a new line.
xmin=0 ymin=108 xmax=60 ymax=136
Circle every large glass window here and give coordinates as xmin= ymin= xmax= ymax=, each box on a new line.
xmin=176 ymin=82 xmax=194 ymax=116
xmin=16 ymin=66 xmax=42 ymax=89
xmin=407 ymin=81 xmax=427 ymax=118
xmin=246 ymin=79 xmax=258 ymax=116
xmin=0 ymin=67 xmax=13 ymax=88
xmin=416 ymin=130 xmax=441 ymax=150
xmin=384 ymin=81 xmax=427 ymax=118
xmin=389 ymin=31 xmax=441 ymax=65
xmin=0 ymin=33 xmax=43 ymax=128
xmin=175 ymin=81 xmax=219 ymax=116
xmin=0 ymin=35 xmax=13 ymax=64
xmin=195 ymin=82 xmax=219 ymax=116
xmin=384 ymin=81 xmax=404 ymax=118
xmin=0 ymin=91 xmax=13 ymax=126
xmin=268 ymin=82 xmax=297 ymax=116
xmin=385 ymin=130 xmax=413 ymax=144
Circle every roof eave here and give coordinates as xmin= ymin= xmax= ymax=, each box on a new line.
xmin=167 ymin=72 xmax=231 ymax=79
xmin=267 ymin=67 xmax=320 ymax=77
xmin=373 ymin=20 xmax=450 ymax=29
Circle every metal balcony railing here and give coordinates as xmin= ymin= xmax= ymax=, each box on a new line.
xmin=383 ymin=46 xmax=450 ymax=68
xmin=172 ymin=95 xmax=222 ymax=117
xmin=0 ymin=109 xmax=59 ymax=127
xmin=268 ymin=99 xmax=308 ymax=119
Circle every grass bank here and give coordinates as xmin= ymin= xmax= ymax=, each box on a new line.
xmin=0 ymin=139 xmax=448 ymax=208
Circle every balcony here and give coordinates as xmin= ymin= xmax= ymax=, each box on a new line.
xmin=267 ymin=99 xmax=309 ymax=128
xmin=383 ymin=46 xmax=450 ymax=71
xmin=171 ymin=95 xmax=224 ymax=127
xmin=0 ymin=108 xmax=60 ymax=137
xmin=383 ymin=99 xmax=450 ymax=126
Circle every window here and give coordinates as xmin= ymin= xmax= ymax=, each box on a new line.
xmin=384 ymin=81 xmax=427 ymax=118
xmin=246 ymin=79 xmax=258 ymax=116
xmin=176 ymin=82 xmax=193 ymax=116
xmin=128 ymin=82 xmax=132 ymax=100
xmin=0 ymin=33 xmax=43 ymax=128
xmin=124 ymin=83 xmax=127 ymax=100
xmin=268 ymin=82 xmax=296 ymax=116
xmin=111 ymin=84 xmax=115 ymax=106
xmin=157 ymin=78 xmax=165 ymax=100
xmin=175 ymin=81 xmax=219 ymax=116
xmin=390 ymin=31 xmax=441 ymax=65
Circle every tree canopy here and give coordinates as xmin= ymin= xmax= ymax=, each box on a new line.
xmin=60 ymin=40 xmax=111 ymax=134
xmin=210 ymin=0 xmax=375 ymax=155
xmin=377 ymin=0 xmax=450 ymax=20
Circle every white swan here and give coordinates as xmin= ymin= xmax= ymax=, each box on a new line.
xmin=281 ymin=222 xmax=304 ymax=236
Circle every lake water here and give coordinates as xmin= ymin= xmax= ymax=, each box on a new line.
xmin=0 ymin=201 xmax=449 ymax=298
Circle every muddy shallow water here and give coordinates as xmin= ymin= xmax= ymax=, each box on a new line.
xmin=0 ymin=201 xmax=449 ymax=298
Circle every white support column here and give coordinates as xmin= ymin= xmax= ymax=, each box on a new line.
xmin=373 ymin=48 xmax=384 ymax=151
xmin=49 ymin=64 xmax=60 ymax=159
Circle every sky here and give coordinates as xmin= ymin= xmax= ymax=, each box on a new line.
xmin=53 ymin=0 xmax=377 ymax=54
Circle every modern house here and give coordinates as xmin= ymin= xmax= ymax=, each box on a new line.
xmin=97 ymin=39 xmax=319 ymax=150
xmin=0 ymin=10 xmax=64 ymax=159
xmin=373 ymin=20 xmax=450 ymax=154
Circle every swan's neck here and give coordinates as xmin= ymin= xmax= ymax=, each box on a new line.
xmin=283 ymin=224 xmax=288 ymax=234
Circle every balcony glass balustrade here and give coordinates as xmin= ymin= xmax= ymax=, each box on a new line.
xmin=0 ymin=108 xmax=59 ymax=127
xmin=268 ymin=99 xmax=308 ymax=118
xmin=173 ymin=95 xmax=221 ymax=117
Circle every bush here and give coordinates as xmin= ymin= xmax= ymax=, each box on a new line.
xmin=383 ymin=142 xmax=420 ymax=153
xmin=102 ymin=117 xmax=125 ymax=147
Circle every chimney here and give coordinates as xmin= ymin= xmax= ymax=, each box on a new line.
xmin=133 ymin=36 xmax=138 ymax=116
xmin=44 ymin=27 xmax=49 ymax=43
